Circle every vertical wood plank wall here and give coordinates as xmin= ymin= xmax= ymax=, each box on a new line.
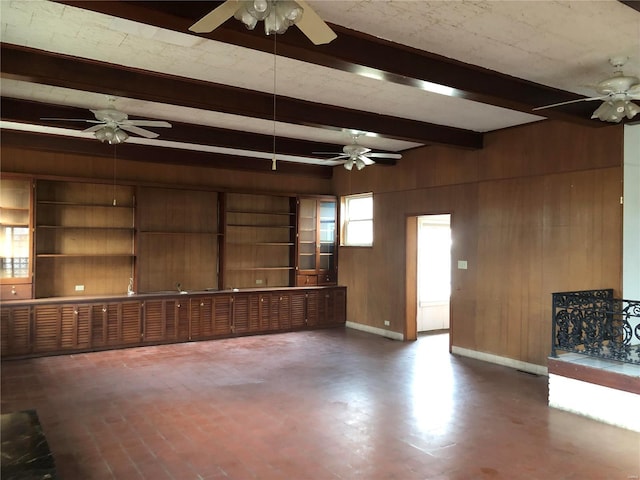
xmin=334 ymin=120 xmax=623 ymax=367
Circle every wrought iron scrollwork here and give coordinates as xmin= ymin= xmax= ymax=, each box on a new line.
xmin=552 ymin=290 xmax=640 ymax=365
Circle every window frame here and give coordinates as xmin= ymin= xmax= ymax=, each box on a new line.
xmin=340 ymin=192 xmax=374 ymax=247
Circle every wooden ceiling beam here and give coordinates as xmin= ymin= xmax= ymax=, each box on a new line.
xmin=58 ymin=0 xmax=599 ymax=126
xmin=1 ymin=44 xmax=482 ymax=150
xmin=1 ymin=97 xmax=349 ymax=158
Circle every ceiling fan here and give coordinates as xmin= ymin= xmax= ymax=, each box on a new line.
xmin=42 ymin=100 xmax=172 ymax=144
xmin=315 ymin=134 xmax=402 ymax=171
xmin=533 ymin=57 xmax=640 ymax=123
xmin=189 ymin=0 xmax=337 ymax=45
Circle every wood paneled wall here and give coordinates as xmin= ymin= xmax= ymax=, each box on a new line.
xmin=334 ymin=120 xmax=624 ymax=366
xmin=0 ymin=147 xmax=332 ymax=195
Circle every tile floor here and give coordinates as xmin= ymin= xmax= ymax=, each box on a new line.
xmin=1 ymin=328 xmax=639 ymax=480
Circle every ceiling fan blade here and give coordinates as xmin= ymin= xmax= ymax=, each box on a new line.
xmin=40 ymin=117 xmax=93 ymax=122
xmin=295 ymin=0 xmax=337 ymax=45
xmin=323 ymin=155 xmax=349 ymax=162
xmin=367 ymin=152 xmax=403 ymax=159
xmin=119 ymin=124 xmax=160 ymax=138
xmin=124 ymin=120 xmax=172 ymax=128
xmin=312 ymin=151 xmax=344 ymax=156
xmin=188 ymin=0 xmax=239 ymax=33
xmin=83 ymin=124 xmax=107 ymax=133
xmin=532 ymin=96 xmax=607 ymax=111
xmin=358 ymin=155 xmax=375 ymax=166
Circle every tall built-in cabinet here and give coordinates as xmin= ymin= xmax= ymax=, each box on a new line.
xmin=0 ymin=177 xmax=33 ymax=300
xmin=296 ymin=196 xmax=337 ymax=286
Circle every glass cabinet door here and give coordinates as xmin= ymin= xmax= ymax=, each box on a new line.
xmin=0 ymin=178 xmax=32 ymax=281
xmin=318 ymin=200 xmax=336 ymax=272
xmin=298 ymin=198 xmax=317 ymax=271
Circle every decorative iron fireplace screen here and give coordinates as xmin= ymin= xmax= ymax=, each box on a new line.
xmin=551 ymin=289 xmax=640 ymax=365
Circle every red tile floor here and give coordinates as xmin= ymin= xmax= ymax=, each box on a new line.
xmin=2 ymin=328 xmax=639 ymax=479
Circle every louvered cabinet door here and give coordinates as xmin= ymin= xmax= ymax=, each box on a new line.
xmin=269 ymin=294 xmax=280 ymax=330
xmin=279 ymin=293 xmax=292 ymax=330
xmin=191 ymin=297 xmax=214 ymax=339
xmin=258 ymin=294 xmax=270 ymax=331
xmin=90 ymin=305 xmax=106 ymax=347
xmin=33 ymin=305 xmax=61 ymax=353
xmin=105 ymin=301 xmax=142 ymax=346
xmin=305 ymin=290 xmax=319 ymax=327
xmin=331 ymin=287 xmax=346 ymax=326
xmin=213 ymin=294 xmax=232 ymax=335
xmin=247 ymin=294 xmax=260 ymax=332
xmin=1 ymin=306 xmax=31 ymax=356
xmin=142 ymin=300 xmax=165 ymax=343
xmin=163 ymin=300 xmax=177 ymax=340
xmin=290 ymin=291 xmax=306 ymax=329
xmin=121 ymin=301 xmax=143 ymax=345
xmin=175 ymin=299 xmax=190 ymax=340
xmin=317 ymin=290 xmax=330 ymax=326
xmin=320 ymin=287 xmax=346 ymax=327
xmin=60 ymin=304 xmax=91 ymax=350
xmin=232 ymin=293 xmax=249 ymax=334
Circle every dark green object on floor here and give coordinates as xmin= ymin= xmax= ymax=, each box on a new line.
xmin=1 ymin=409 xmax=56 ymax=480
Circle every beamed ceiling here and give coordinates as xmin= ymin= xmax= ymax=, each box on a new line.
xmin=1 ymin=0 xmax=639 ymax=178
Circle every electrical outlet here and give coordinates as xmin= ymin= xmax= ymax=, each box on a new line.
xmin=457 ymin=260 xmax=468 ymax=270
xmin=384 ymin=320 xmax=390 ymax=326
xmin=75 ymin=285 xmax=85 ymax=291
xmin=255 ymin=279 xmax=263 ymax=285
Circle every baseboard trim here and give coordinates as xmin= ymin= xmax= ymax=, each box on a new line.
xmin=345 ymin=322 xmax=404 ymax=341
xmin=451 ymin=346 xmax=548 ymax=376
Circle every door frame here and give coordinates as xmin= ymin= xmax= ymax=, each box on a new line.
xmin=404 ymin=212 xmax=453 ymax=351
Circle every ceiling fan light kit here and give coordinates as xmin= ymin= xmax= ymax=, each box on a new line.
xmin=591 ymin=99 xmax=640 ymax=122
xmin=189 ymin=0 xmax=336 ymax=45
xmin=234 ymin=0 xmax=303 ymax=35
xmin=533 ymin=57 xmax=640 ymax=123
xmin=94 ymin=125 xmax=129 ymax=144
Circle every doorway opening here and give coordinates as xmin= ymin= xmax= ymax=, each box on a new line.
xmin=417 ymin=214 xmax=451 ymax=333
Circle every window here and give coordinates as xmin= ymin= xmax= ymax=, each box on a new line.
xmin=341 ymin=193 xmax=373 ymax=246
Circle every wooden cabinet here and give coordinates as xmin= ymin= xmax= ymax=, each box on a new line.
xmin=224 ymin=193 xmax=296 ymax=289
xmin=0 ymin=177 xmax=33 ymax=299
xmin=137 ymin=187 xmax=220 ymax=293
xmin=83 ymin=301 xmax=142 ymax=348
xmin=34 ymin=180 xmax=135 ymax=298
xmin=0 ymin=287 xmax=345 ymax=358
xmin=1 ymin=305 xmax=31 ymax=356
xmin=306 ymin=287 xmax=346 ymax=327
xmin=296 ymin=196 xmax=337 ymax=286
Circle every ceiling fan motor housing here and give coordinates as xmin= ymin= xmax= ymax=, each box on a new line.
xmin=343 ymin=144 xmax=371 ymax=157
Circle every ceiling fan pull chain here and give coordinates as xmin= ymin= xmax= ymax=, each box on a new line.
xmin=272 ymin=32 xmax=277 ymax=171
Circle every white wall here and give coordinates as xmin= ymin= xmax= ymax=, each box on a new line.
xmin=624 ymin=124 xmax=640 ymax=300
